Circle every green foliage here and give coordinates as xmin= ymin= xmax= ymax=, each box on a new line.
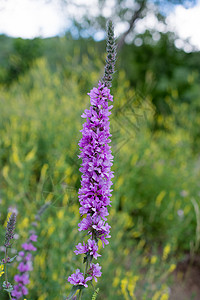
xmin=0 ymin=33 xmax=200 ymax=300
xmin=0 ymin=35 xmax=42 ymax=85
xmin=118 ymin=31 xmax=200 ymax=118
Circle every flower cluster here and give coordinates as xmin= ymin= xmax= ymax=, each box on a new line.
xmin=11 ymin=233 xmax=37 ymax=299
xmin=68 ymin=81 xmax=114 ymax=286
xmin=68 ymin=263 xmax=102 ymax=287
xmin=68 ymin=269 xmax=90 ymax=288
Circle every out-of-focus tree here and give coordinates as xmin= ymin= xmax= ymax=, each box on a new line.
xmin=57 ymin=0 xmax=197 ymax=47
xmin=56 ymin=0 xmax=199 ymax=122
xmin=118 ymin=29 xmax=200 ymax=118
xmin=0 ymin=36 xmax=42 ymax=85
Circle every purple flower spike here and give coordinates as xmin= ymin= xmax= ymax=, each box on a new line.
xmin=68 ymin=21 xmax=116 ymax=293
xmin=78 ymin=82 xmax=114 ymax=246
xmin=68 ymin=82 xmax=114 ymax=286
xmin=12 ymin=232 xmax=38 ymax=299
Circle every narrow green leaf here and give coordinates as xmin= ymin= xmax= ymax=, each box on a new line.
xmin=4 ymin=286 xmax=13 ymax=292
xmin=9 ymin=255 xmax=17 ymax=263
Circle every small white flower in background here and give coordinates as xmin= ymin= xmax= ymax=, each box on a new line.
xmin=14 ymin=233 xmax=20 ymax=240
xmin=11 ymin=248 xmax=17 ymax=254
xmin=180 ymin=190 xmax=188 ymax=197
xmin=8 ymin=206 xmax=19 ymax=215
xmin=177 ymin=209 xmax=184 ymax=218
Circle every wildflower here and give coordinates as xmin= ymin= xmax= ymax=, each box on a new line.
xmin=121 ymin=278 xmax=129 ymax=300
xmin=18 ymin=262 xmax=32 ymax=272
xmin=18 ymin=251 xmax=25 ymax=257
xmin=69 ymin=82 xmax=114 ymax=274
xmin=11 ymin=232 xmax=37 ymax=299
xmin=162 ymin=244 xmax=171 ymax=260
xmin=2 ymin=213 xmax=17 ymax=298
xmin=22 ymin=242 xmax=37 ymax=252
xmin=87 ymin=263 xmax=102 ymax=282
xmin=74 ymin=241 xmax=88 ymax=255
xmin=4 ymin=212 xmax=12 ymax=227
xmin=0 ymin=264 xmax=4 ymax=277
xmin=8 ymin=206 xmax=19 ymax=216
xmin=14 ymin=274 xmax=30 ymax=285
xmin=168 ymin=264 xmax=176 ymax=273
xmin=12 ymin=285 xmax=28 ymax=299
xmin=74 ymin=239 xmax=100 ymax=259
xmin=151 ymin=256 xmax=157 ymax=264
xmin=68 ymin=20 xmax=116 ymax=297
xmin=87 ymin=239 xmax=101 ymax=259
xmin=29 ymin=234 xmax=37 ymax=242
xmin=68 ymin=269 xmax=90 ymax=287
xmin=160 ymin=294 xmax=169 ymax=300
xmin=77 ymin=83 xmax=114 ymax=250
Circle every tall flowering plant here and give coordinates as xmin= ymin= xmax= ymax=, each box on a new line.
xmin=1 ymin=213 xmax=16 ymax=300
xmin=67 ymin=20 xmax=116 ymax=299
xmin=0 ymin=203 xmax=50 ymax=299
xmin=11 ymin=232 xmax=38 ymax=299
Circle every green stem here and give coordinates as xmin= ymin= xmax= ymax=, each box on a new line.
xmin=4 ymin=247 xmax=12 ymax=300
xmin=84 ymin=259 xmax=89 ymax=277
xmin=78 ymin=288 xmax=83 ymax=300
xmin=78 ymin=258 xmax=90 ymax=300
xmin=8 ymin=291 xmax=12 ymax=300
xmin=4 ymin=248 xmax=8 ymax=283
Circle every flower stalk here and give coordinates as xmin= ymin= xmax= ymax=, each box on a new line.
xmin=67 ymin=20 xmax=116 ymax=300
xmin=2 ymin=213 xmax=17 ymax=299
xmin=102 ymin=20 xmax=117 ymax=88
xmin=11 ymin=232 xmax=38 ymax=299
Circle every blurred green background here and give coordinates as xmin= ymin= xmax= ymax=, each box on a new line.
xmin=0 ymin=0 xmax=200 ymax=299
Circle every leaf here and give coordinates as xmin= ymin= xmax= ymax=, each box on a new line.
xmin=66 ymin=285 xmax=85 ymax=299
xmin=9 ymin=255 xmax=17 ymax=263
xmin=2 ymin=281 xmax=13 ymax=292
xmin=4 ymin=286 xmax=13 ymax=292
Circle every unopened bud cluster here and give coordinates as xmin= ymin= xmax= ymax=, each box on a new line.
xmin=4 ymin=213 xmax=16 ymax=248
xmin=102 ymin=20 xmax=117 ymax=88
